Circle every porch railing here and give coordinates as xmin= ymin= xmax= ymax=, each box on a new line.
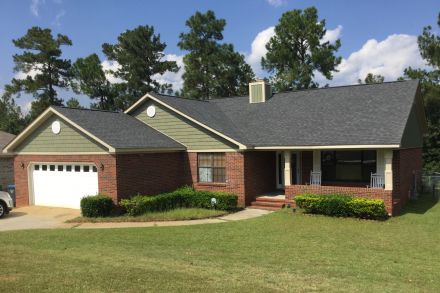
xmin=370 ymin=173 xmax=384 ymax=189
xmin=310 ymin=171 xmax=322 ymax=186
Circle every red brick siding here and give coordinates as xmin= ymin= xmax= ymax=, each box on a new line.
xmin=392 ymin=148 xmax=423 ymax=214
xmin=243 ymin=151 xmax=276 ymax=205
xmin=14 ymin=154 xmax=117 ymax=207
xmin=285 ymin=184 xmax=393 ymax=215
xmin=185 ymin=152 xmax=246 ymax=207
xmin=116 ymin=152 xmax=187 ymax=199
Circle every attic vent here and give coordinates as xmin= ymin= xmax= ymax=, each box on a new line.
xmin=249 ymin=80 xmax=272 ymax=103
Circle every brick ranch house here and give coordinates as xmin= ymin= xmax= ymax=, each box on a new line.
xmin=3 ymin=80 xmax=425 ymax=215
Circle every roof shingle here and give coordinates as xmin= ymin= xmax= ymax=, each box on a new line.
xmin=150 ymin=80 xmax=420 ymax=147
xmin=53 ymin=107 xmax=184 ymax=150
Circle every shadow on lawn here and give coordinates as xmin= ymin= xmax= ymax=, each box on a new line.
xmin=397 ymin=193 xmax=439 ymax=216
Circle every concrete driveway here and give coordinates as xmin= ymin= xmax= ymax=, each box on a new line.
xmin=0 ymin=206 xmax=80 ymax=231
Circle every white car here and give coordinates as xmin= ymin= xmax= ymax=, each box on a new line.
xmin=0 ymin=191 xmax=13 ymax=218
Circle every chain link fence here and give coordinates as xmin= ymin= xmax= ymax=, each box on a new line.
xmin=420 ymin=172 xmax=440 ymax=199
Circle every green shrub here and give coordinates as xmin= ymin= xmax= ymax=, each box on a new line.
xmin=81 ymin=195 xmax=114 ymax=217
xmin=120 ymin=186 xmax=238 ymax=216
xmin=295 ymin=193 xmax=387 ymax=220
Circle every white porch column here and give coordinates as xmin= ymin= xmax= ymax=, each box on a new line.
xmin=313 ymin=150 xmax=321 ymax=172
xmin=284 ymin=151 xmax=291 ymax=186
xmin=384 ymin=150 xmax=393 ymax=190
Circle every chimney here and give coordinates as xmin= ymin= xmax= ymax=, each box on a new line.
xmin=249 ymin=80 xmax=272 ymax=103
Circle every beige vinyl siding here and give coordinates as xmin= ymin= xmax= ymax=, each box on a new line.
xmin=401 ymin=104 xmax=424 ymax=148
xmin=250 ymin=84 xmax=263 ymax=103
xmin=15 ymin=115 xmax=107 ymax=153
xmin=133 ymin=101 xmax=237 ymax=150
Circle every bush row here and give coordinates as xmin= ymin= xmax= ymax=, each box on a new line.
xmin=294 ymin=193 xmax=388 ymax=220
xmin=80 ymin=195 xmax=114 ymax=217
xmin=120 ymin=186 xmax=238 ymax=216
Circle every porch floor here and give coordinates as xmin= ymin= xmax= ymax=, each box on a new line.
xmin=257 ymin=190 xmax=285 ymax=200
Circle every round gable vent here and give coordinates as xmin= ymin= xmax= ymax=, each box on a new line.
xmin=146 ymin=105 xmax=156 ymax=118
xmin=51 ymin=120 xmax=61 ymax=134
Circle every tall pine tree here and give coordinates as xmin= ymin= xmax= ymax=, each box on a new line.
xmin=70 ymin=54 xmax=117 ymax=110
xmin=262 ymin=7 xmax=341 ymax=91
xmin=3 ymin=27 xmax=72 ymax=119
xmin=178 ymin=10 xmax=254 ymax=99
xmin=102 ymin=25 xmax=178 ymax=109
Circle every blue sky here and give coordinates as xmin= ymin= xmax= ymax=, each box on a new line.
xmin=0 ymin=0 xmax=439 ymax=110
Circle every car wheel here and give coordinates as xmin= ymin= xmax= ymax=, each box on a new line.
xmin=0 ymin=202 xmax=5 ymax=218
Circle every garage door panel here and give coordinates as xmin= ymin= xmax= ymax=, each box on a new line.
xmin=32 ymin=163 xmax=99 ymax=209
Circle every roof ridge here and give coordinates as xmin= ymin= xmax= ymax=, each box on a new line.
xmin=53 ymin=105 xmax=121 ymax=114
xmin=152 ymin=92 xmax=211 ymax=103
xmin=274 ymin=79 xmax=417 ymax=95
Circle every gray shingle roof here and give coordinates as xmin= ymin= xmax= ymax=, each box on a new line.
xmin=0 ymin=131 xmax=16 ymax=151
xmin=150 ymin=80 xmax=420 ymax=147
xmin=53 ymin=106 xmax=184 ymax=150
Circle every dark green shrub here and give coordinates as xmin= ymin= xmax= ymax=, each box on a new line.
xmin=120 ymin=186 xmax=238 ymax=216
xmin=81 ymin=195 xmax=114 ymax=217
xmin=295 ymin=193 xmax=387 ymax=220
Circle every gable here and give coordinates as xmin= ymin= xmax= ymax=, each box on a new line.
xmin=14 ymin=114 xmax=107 ymax=153
xmin=400 ymin=101 xmax=425 ymax=149
xmin=132 ymin=100 xmax=238 ymax=150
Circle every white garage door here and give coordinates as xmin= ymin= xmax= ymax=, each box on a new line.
xmin=32 ymin=163 xmax=99 ymax=209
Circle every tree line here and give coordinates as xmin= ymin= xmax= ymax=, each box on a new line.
xmin=1 ymin=8 xmax=439 ymax=171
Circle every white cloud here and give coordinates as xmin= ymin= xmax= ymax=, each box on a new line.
xmin=52 ymin=9 xmax=65 ymax=26
xmin=30 ymin=0 xmax=45 ymax=17
xmin=266 ymin=0 xmax=287 ymax=7
xmin=321 ymin=25 xmax=343 ymax=44
xmin=246 ymin=26 xmax=275 ymax=76
xmin=14 ymin=65 xmax=42 ymax=79
xmin=316 ymin=34 xmax=428 ymax=86
xmin=101 ymin=60 xmax=123 ymax=84
xmin=152 ymin=54 xmax=185 ymax=92
xmin=246 ymin=25 xmax=342 ymax=76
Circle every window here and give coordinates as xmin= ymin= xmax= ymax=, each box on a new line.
xmin=83 ymin=166 xmax=90 ymax=172
xmin=92 ymin=166 xmax=97 ymax=172
xmin=66 ymin=165 xmax=72 ymax=172
xmin=198 ymin=153 xmax=226 ymax=183
xmin=57 ymin=165 xmax=64 ymax=171
xmin=74 ymin=165 xmax=81 ymax=172
xmin=34 ymin=165 xmax=40 ymax=171
xmin=49 ymin=165 xmax=55 ymax=171
xmin=321 ymin=151 xmax=376 ymax=183
xmin=42 ymin=165 xmax=47 ymax=171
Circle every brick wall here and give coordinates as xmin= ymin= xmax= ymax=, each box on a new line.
xmin=185 ymin=152 xmax=246 ymax=207
xmin=13 ymin=154 xmax=117 ymax=207
xmin=0 ymin=157 xmax=14 ymax=191
xmin=116 ymin=152 xmax=187 ymax=199
xmin=285 ymin=184 xmax=393 ymax=215
xmin=392 ymin=148 xmax=423 ymax=213
xmin=244 ymin=151 xmax=276 ymax=205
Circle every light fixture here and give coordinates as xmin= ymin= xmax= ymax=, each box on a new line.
xmin=20 ymin=162 xmax=25 ymax=169
xmin=100 ymin=163 xmax=104 ymax=171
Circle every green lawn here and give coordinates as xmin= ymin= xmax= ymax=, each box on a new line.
xmin=1 ymin=195 xmax=440 ymax=292
xmin=67 ymin=208 xmax=228 ymax=223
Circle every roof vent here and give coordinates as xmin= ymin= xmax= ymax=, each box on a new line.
xmin=249 ymin=80 xmax=272 ymax=103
